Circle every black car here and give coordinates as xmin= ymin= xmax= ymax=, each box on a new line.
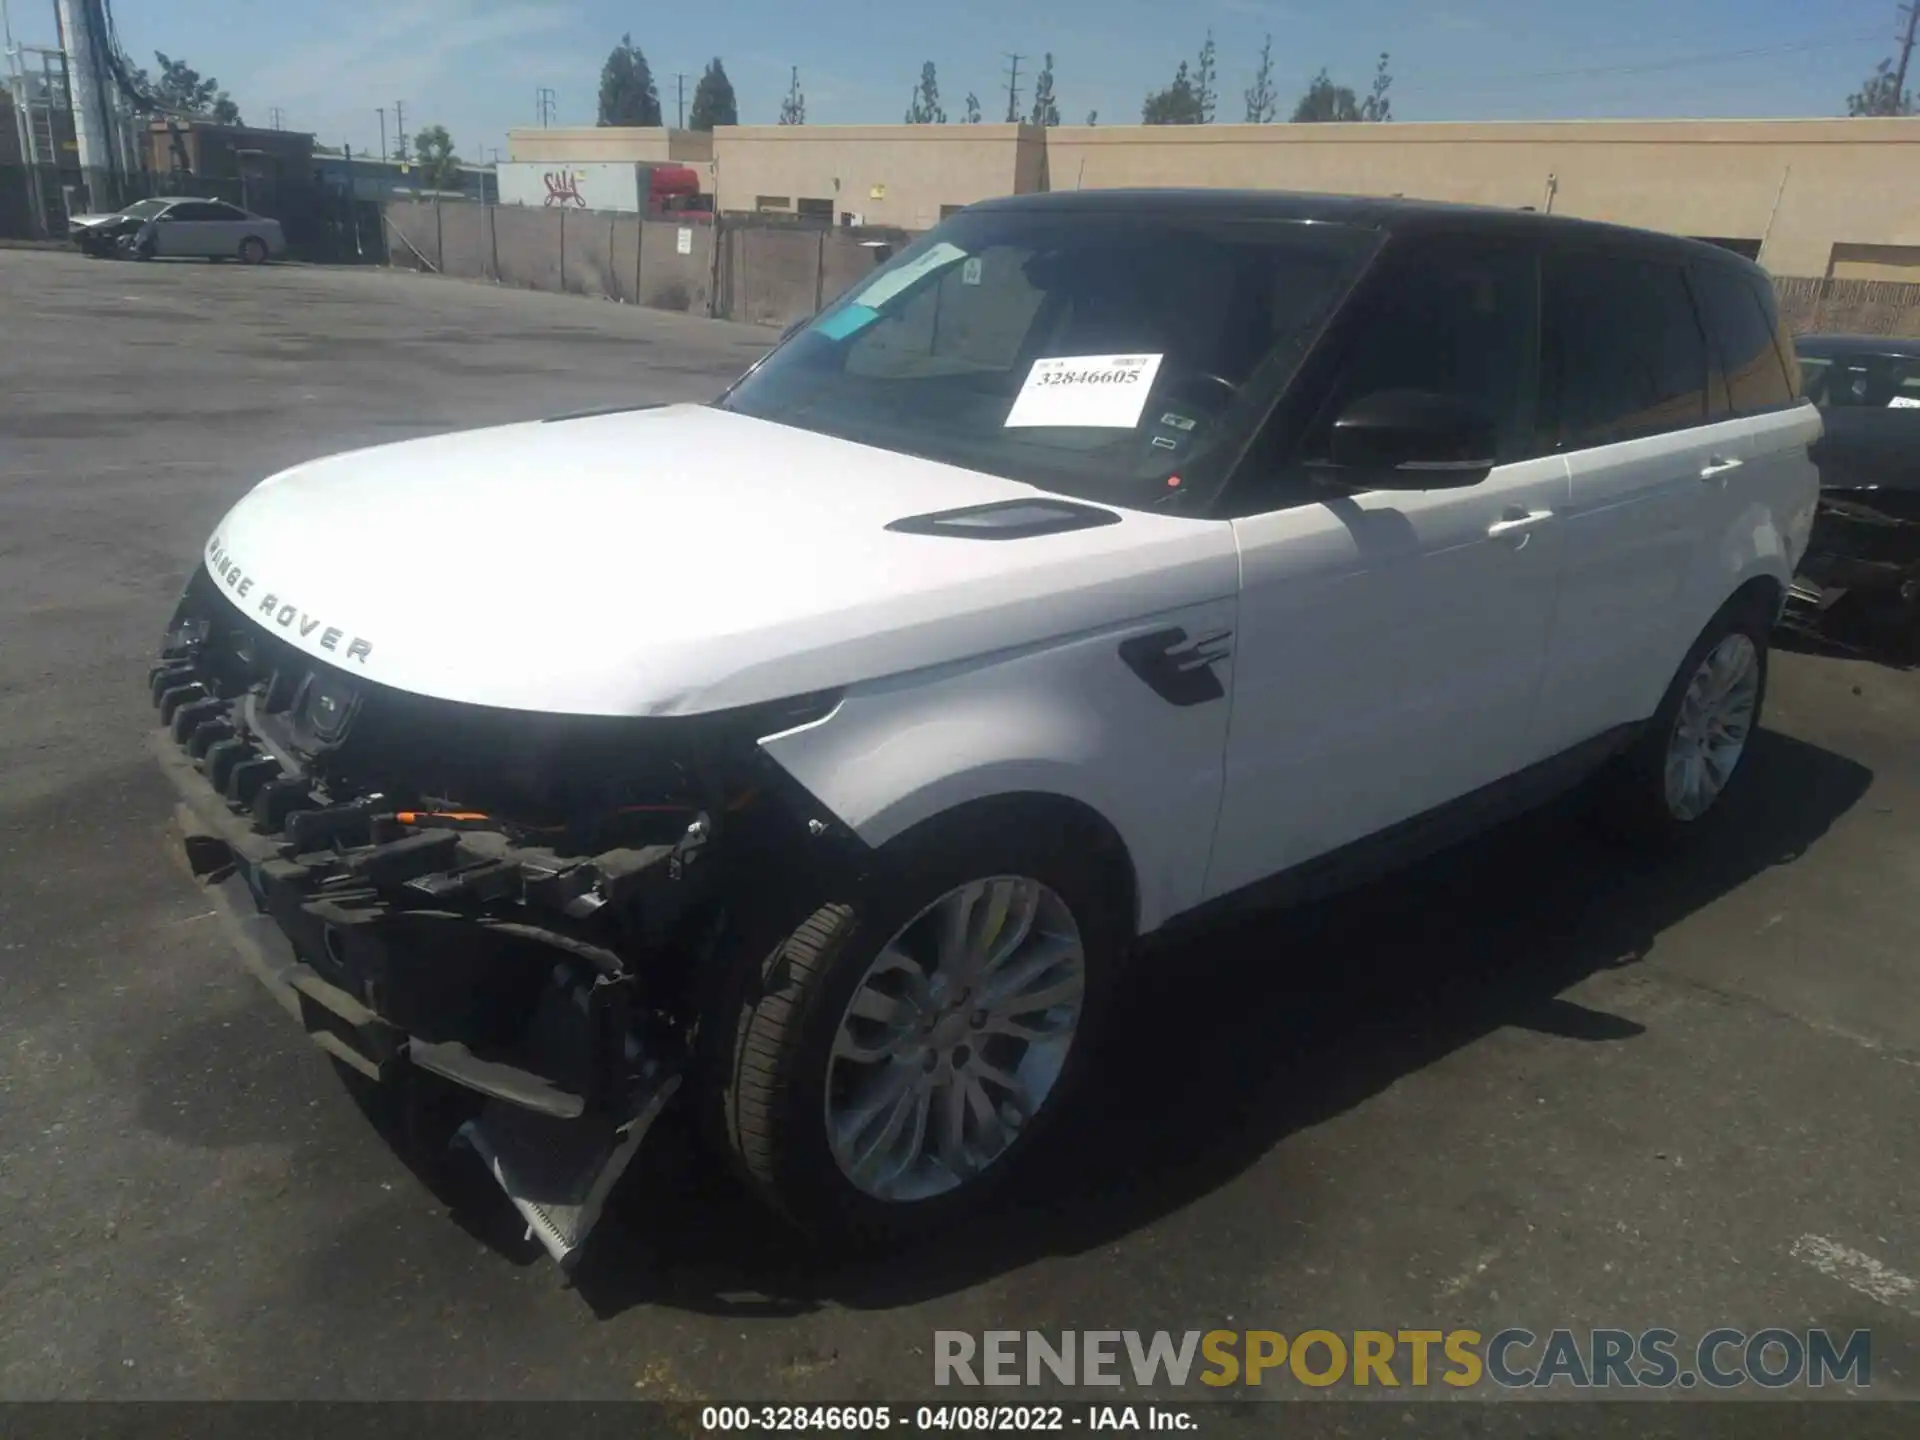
xmin=1786 ymin=333 xmax=1920 ymax=640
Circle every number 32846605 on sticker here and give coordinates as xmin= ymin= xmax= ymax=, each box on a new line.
xmin=1004 ymin=353 xmax=1165 ymax=429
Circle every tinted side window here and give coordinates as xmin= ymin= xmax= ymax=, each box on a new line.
xmin=169 ymin=202 xmax=220 ymax=221
xmin=1750 ymin=274 xmax=1803 ymax=401
xmin=1296 ymin=236 xmax=1539 ymax=465
xmin=1690 ymin=263 xmax=1793 ymax=413
xmin=1540 ymin=252 xmax=1707 ymax=449
xmin=204 ymin=202 xmax=249 ymax=220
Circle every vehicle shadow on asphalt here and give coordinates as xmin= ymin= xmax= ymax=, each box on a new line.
xmin=326 ymin=730 xmax=1872 ymax=1317
xmin=543 ymin=728 xmax=1875 ymax=1319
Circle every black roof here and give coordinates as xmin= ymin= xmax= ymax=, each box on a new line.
xmin=971 ymin=188 xmax=1762 ymax=273
xmin=1793 ymin=332 xmax=1920 ymax=359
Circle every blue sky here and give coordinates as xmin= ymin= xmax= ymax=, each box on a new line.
xmin=42 ymin=0 xmax=1910 ymax=162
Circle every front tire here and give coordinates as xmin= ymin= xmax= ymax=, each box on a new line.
xmin=705 ymin=807 xmax=1122 ymax=1246
xmin=1598 ymin=592 xmax=1772 ymax=843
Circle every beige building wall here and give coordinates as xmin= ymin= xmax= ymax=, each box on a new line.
xmin=1827 ymin=243 xmax=1920 ymax=283
xmin=712 ymin=125 xmax=1038 ymax=230
xmin=511 ymin=118 xmax=1920 ymax=280
xmin=506 ymin=126 xmax=714 ymax=167
xmin=1046 ymin=117 xmax=1920 ymax=278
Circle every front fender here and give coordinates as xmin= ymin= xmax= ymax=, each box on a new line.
xmin=757 ymin=599 xmax=1239 ymax=936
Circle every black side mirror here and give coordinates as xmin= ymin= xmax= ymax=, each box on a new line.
xmin=1313 ymin=388 xmax=1498 ymax=490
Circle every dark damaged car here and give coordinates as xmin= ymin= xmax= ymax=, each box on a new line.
xmin=1785 ymin=333 xmax=1920 ymax=644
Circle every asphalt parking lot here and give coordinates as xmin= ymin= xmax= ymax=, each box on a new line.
xmin=2 ymin=250 xmax=1917 ymax=1420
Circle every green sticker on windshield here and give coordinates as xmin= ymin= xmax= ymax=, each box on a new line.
xmin=813 ymin=304 xmax=880 ymax=340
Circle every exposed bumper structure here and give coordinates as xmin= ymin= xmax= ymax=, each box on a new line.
xmin=140 ymin=569 xmax=846 ymax=1266
xmin=153 ymin=721 xmax=685 ymax=1266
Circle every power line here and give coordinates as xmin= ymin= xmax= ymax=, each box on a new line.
xmin=393 ymin=99 xmax=406 ymax=159
xmin=675 ymin=72 xmax=688 ymax=128
xmin=535 ymin=86 xmax=556 ymax=126
xmin=1003 ymin=53 xmax=1023 ymax=124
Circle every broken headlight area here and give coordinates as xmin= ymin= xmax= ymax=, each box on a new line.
xmin=149 ymin=566 xmax=851 ymax=1265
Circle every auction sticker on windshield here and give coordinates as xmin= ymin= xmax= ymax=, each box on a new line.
xmin=1004 ymin=354 xmax=1165 ymax=429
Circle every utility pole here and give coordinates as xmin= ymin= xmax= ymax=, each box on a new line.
xmin=393 ymin=100 xmax=407 ymax=160
xmin=268 ymin=106 xmax=284 ymax=130
xmin=55 ymin=0 xmax=114 ymax=207
xmin=1003 ymin=53 xmax=1024 ymax=123
xmin=343 ymin=141 xmax=363 ymax=258
xmin=1896 ymin=1 xmax=1919 ymax=111
xmin=675 ymin=73 xmax=688 ymax=128
xmin=536 ymin=86 xmax=556 ymax=126
xmin=377 ymin=107 xmax=387 ymax=166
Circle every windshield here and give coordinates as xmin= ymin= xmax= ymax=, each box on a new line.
xmin=120 ymin=200 xmax=168 ymax=220
xmin=718 ymin=208 xmax=1379 ymax=510
xmin=1796 ymin=348 xmax=1920 ymax=409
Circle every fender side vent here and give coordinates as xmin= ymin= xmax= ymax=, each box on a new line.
xmin=885 ymin=499 xmax=1124 ymax=541
xmin=1119 ymin=626 xmax=1231 ymax=707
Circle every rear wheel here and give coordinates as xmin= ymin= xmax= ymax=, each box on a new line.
xmin=1597 ymin=593 xmax=1771 ymax=842
xmin=238 ymin=236 xmax=269 ymax=265
xmin=703 ymin=806 xmax=1122 ymax=1245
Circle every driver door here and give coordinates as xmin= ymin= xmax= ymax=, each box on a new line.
xmin=150 ymin=202 xmax=207 ymax=256
xmin=1204 ymin=235 xmax=1573 ymax=898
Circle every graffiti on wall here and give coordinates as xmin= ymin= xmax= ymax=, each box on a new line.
xmin=542 ymin=171 xmax=586 ymax=208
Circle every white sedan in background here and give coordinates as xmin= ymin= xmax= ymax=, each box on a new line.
xmin=70 ymin=196 xmax=286 ymax=264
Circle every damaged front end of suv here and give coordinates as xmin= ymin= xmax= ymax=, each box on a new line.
xmin=150 ymin=562 xmax=854 ymax=1267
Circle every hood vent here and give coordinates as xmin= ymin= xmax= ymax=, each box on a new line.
xmin=885 ymin=498 xmax=1123 ymax=541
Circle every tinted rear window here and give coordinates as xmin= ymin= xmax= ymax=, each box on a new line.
xmin=1690 ymin=263 xmax=1794 ymax=413
xmin=1540 ymin=251 xmax=1709 ymax=449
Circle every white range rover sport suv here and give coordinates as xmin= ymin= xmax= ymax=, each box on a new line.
xmin=151 ymin=190 xmax=1821 ymax=1267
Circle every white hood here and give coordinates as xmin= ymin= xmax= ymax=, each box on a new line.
xmin=201 ymin=404 xmax=1238 ymax=716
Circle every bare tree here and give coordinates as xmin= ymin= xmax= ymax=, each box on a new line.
xmin=1244 ymin=35 xmax=1277 ymax=122
xmin=905 ymin=61 xmax=947 ymax=123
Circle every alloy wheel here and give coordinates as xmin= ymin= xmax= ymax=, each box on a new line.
xmin=823 ymin=876 xmax=1086 ymax=1203
xmin=1663 ymin=632 xmax=1761 ymax=822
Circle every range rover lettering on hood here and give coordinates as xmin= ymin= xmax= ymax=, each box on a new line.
xmin=205 ymin=535 xmax=374 ymax=664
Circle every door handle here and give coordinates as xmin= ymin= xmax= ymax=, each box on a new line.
xmin=1700 ymin=455 xmax=1744 ymax=482
xmin=1487 ymin=508 xmax=1554 ymax=548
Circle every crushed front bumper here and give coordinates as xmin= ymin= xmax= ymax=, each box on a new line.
xmin=149 ymin=678 xmax=693 ymax=1268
